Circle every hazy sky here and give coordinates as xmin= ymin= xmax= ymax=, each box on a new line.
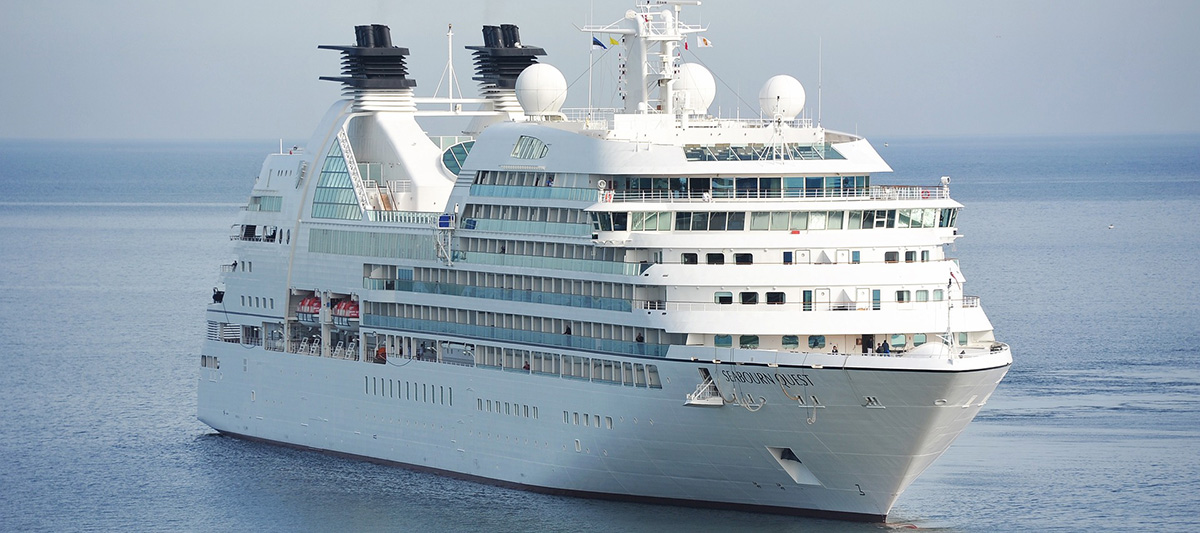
xmin=2 ymin=0 xmax=1197 ymax=140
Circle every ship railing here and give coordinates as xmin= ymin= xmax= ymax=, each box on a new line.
xmin=686 ymin=378 xmax=721 ymax=402
xmin=363 ymin=210 xmax=440 ymax=225
xmin=961 ymin=296 xmax=981 ymax=308
xmin=560 ymin=108 xmax=618 ymax=129
xmin=602 ymin=185 xmax=947 ymax=203
xmin=663 ymin=297 xmax=982 ymax=313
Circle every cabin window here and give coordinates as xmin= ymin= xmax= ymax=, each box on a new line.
xmin=933 ymin=289 xmax=944 ymax=301
xmin=682 ymin=253 xmax=698 ymax=264
xmin=891 ymin=334 xmax=907 ymax=348
xmin=808 ymin=335 xmax=826 ymax=349
xmin=885 ymin=251 xmax=899 ymax=263
xmin=916 ymin=290 xmax=929 ymax=302
xmin=905 ymin=251 xmax=916 ymax=263
xmin=851 ymin=251 xmax=860 ymax=264
xmin=921 ymin=250 xmax=930 ymax=262
xmin=706 ymin=253 xmax=725 ymax=265
xmin=913 ymin=333 xmax=927 ymax=346
xmin=714 ymin=291 xmax=733 ymax=304
xmin=958 ymin=332 xmax=968 ymax=346
xmin=739 ymin=335 xmax=760 ymax=349
xmin=715 ymin=335 xmax=732 ymax=348
xmin=740 ymin=292 xmax=758 ymax=305
xmin=766 ymin=292 xmax=785 ymax=305
xmin=803 ymin=290 xmax=813 ymax=311
xmin=783 ymin=251 xmax=793 ymax=264
xmin=872 ymin=289 xmax=881 ymax=310
xmin=734 ymin=253 xmax=753 ymax=265
xmin=896 ymin=290 xmax=911 ymax=303
xmin=782 ymin=335 xmax=800 ymax=349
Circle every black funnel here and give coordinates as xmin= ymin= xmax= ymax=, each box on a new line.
xmin=372 ymin=24 xmax=392 ymax=48
xmin=354 ymin=25 xmax=374 ymax=47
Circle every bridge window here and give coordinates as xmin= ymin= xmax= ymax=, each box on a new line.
xmin=511 ymin=136 xmax=549 ymax=159
xmin=706 ymin=253 xmax=724 ymax=265
xmin=766 ymin=292 xmax=786 ymax=305
xmin=740 ymin=292 xmax=758 ymax=305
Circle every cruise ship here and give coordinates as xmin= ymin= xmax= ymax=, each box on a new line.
xmin=198 ymin=2 xmax=1011 ymax=522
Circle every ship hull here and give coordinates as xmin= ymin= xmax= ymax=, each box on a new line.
xmin=198 ymin=340 xmax=1010 ymax=520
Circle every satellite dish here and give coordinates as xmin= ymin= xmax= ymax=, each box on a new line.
xmin=515 ymin=63 xmax=567 ymax=116
xmin=758 ymin=75 xmax=806 ymax=121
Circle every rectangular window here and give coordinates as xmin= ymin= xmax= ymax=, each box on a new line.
xmin=772 ymin=211 xmax=790 ymax=230
xmin=885 ymin=251 xmax=899 ymax=263
xmin=706 ymin=253 xmax=725 ymax=265
xmin=783 ymin=251 xmax=793 ymax=264
xmin=896 ymin=290 xmax=911 ymax=303
xmin=739 ymin=335 xmax=760 ymax=349
xmin=848 ymin=211 xmax=863 ymax=229
xmin=933 ymin=289 xmax=944 ymax=301
xmin=921 ymin=250 xmax=930 ymax=262
xmin=675 ymin=212 xmax=692 ymax=231
xmin=766 ymin=292 xmax=785 ymax=305
xmin=734 ymin=253 xmax=753 ymax=265
xmin=905 ymin=251 xmax=916 ymax=263
xmin=872 ymin=289 xmax=881 ymax=310
xmin=826 ymin=211 xmax=844 ymax=230
xmin=958 ymin=332 xmax=968 ymax=346
xmin=714 ymin=335 xmax=732 ymax=348
xmin=682 ymin=253 xmax=698 ymax=264
xmin=803 ymin=290 xmax=813 ymax=311
xmin=750 ymin=211 xmax=770 ymax=230
xmin=891 ymin=334 xmax=907 ymax=348
xmin=782 ymin=335 xmax=799 ymax=349
xmin=726 ymin=212 xmax=746 ymax=231
xmin=690 ymin=212 xmax=708 ymax=231
xmin=808 ymin=335 xmax=825 ymax=349
xmin=714 ymin=291 xmax=733 ymax=304
xmin=851 ymin=251 xmax=860 ymax=264
xmin=916 ymin=290 xmax=929 ymax=302
xmin=913 ymin=333 xmax=927 ymax=346
xmin=708 ymin=212 xmax=727 ymax=231
xmin=740 ymin=292 xmax=759 ymax=305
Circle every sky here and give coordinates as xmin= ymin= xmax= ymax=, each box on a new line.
xmin=1 ymin=0 xmax=1198 ymax=141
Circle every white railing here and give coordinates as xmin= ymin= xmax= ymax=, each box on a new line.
xmin=602 ymin=185 xmax=948 ymax=204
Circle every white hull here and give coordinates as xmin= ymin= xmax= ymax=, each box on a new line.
xmin=199 ymin=340 xmax=1009 ymax=520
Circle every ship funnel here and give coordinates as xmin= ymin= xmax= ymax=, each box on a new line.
xmin=482 ymin=25 xmax=503 ymax=48
xmin=319 ymin=25 xmax=416 ymax=112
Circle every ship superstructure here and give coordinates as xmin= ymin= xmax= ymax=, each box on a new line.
xmin=199 ymin=2 xmax=1011 ymax=521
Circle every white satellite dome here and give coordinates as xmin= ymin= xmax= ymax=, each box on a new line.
xmin=674 ymin=63 xmax=716 ymax=114
xmin=758 ymin=75 xmax=806 ymax=120
xmin=515 ymin=63 xmax=567 ymax=116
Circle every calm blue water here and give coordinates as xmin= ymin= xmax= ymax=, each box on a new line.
xmin=1 ymin=136 xmax=1198 ymax=532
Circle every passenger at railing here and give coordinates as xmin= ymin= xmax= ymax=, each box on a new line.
xmin=877 ymin=341 xmax=890 ymax=355
xmin=564 ymin=325 xmax=572 ymax=335
xmin=230 ymin=260 xmax=238 ymax=271
xmin=831 ymin=345 xmax=838 ymax=354
xmin=636 ymin=333 xmax=644 ymax=343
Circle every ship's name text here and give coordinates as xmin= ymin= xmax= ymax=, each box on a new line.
xmin=721 ymin=370 xmax=814 ymax=388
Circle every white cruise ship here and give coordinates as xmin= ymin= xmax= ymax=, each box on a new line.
xmin=198 ymin=2 xmax=1011 ymax=522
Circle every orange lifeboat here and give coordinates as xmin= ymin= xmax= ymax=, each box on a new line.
xmin=332 ymin=300 xmax=360 ymax=329
xmin=297 ymin=296 xmax=321 ymax=322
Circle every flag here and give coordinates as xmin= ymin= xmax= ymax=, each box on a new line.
xmin=592 ymin=36 xmax=606 ymax=50
xmin=698 ymin=36 xmax=713 ymax=47
xmin=684 ymin=40 xmax=689 ymax=50
xmin=609 ymin=36 xmax=619 ymax=46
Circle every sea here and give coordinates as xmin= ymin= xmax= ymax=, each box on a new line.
xmin=1 ymin=135 xmax=1198 ymax=532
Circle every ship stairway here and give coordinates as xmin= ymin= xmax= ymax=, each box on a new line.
xmin=336 ymin=128 xmax=375 ymax=213
xmin=685 ymin=375 xmax=725 ymax=407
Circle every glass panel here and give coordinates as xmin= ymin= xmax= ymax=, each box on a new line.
xmin=803 ymin=290 xmax=813 ymax=311
xmin=782 ymin=335 xmax=799 ymax=348
xmin=740 ymin=292 xmax=758 ymax=305
xmin=851 ymin=251 xmax=860 ymax=264
xmin=630 ymin=212 xmax=645 ymax=231
xmin=826 ymin=211 xmax=844 ymax=229
xmin=739 ymin=335 xmax=760 ymax=349
xmin=807 ymin=335 xmax=825 ymax=348
xmin=789 ymin=212 xmax=807 ymax=230
xmin=848 ymin=211 xmax=863 ymax=229
xmin=890 ymin=334 xmax=906 ymax=347
xmin=690 ymin=212 xmax=708 ymax=231
xmin=706 ymin=253 xmax=725 ymax=265
xmin=726 ymin=212 xmax=745 ymax=231
xmin=958 ymin=332 xmax=968 ymax=346
xmin=809 ymin=211 xmax=826 ymax=230
xmin=933 ymin=289 xmax=944 ymax=301
xmin=913 ymin=333 xmax=927 ymax=346
xmin=771 ymin=211 xmax=789 ymax=230
xmin=708 ymin=212 xmax=727 ymax=231
xmin=734 ymin=253 xmax=753 ymax=265
xmin=714 ymin=335 xmax=732 ymax=348
xmin=714 ymin=291 xmax=733 ymax=304
xmin=750 ymin=212 xmax=771 ymax=230
xmin=766 ymin=292 xmax=785 ymax=304
xmin=916 ymin=290 xmax=929 ymax=302
xmin=682 ymin=253 xmax=698 ymax=264
xmin=675 ymin=212 xmax=692 ymax=231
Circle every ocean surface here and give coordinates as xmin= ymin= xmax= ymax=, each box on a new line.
xmin=1 ymin=135 xmax=1198 ymax=532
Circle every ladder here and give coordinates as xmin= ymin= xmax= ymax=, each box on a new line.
xmin=336 ymin=128 xmax=374 ymax=212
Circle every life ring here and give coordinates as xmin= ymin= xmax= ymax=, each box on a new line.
xmin=920 ymin=189 xmax=930 ymax=199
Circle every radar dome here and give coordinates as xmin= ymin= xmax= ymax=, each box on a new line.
xmin=758 ymin=75 xmax=806 ymax=120
xmin=515 ymin=63 xmax=567 ymax=116
xmin=674 ymin=63 xmax=716 ymax=114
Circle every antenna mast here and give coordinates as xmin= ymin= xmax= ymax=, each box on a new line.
xmin=818 ymin=37 xmax=822 ymax=128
